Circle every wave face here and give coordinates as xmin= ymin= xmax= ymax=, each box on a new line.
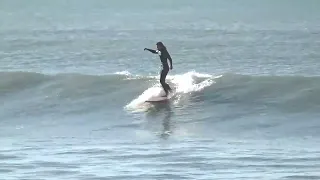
xmin=1 ymin=71 xmax=320 ymax=114
xmin=205 ymin=73 xmax=320 ymax=113
xmin=2 ymin=70 xmax=320 ymax=140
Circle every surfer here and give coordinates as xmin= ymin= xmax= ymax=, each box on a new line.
xmin=144 ymin=42 xmax=173 ymax=97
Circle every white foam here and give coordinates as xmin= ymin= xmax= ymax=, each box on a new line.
xmin=125 ymin=71 xmax=219 ymax=111
xmin=168 ymin=71 xmax=215 ymax=93
xmin=115 ymin=71 xmax=131 ymax=76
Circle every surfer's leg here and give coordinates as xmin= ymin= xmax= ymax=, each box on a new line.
xmin=163 ymin=69 xmax=172 ymax=92
xmin=166 ymin=82 xmax=172 ymax=91
xmin=160 ymin=69 xmax=169 ymax=96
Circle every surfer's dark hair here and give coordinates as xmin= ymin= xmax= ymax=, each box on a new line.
xmin=156 ymin=41 xmax=166 ymax=49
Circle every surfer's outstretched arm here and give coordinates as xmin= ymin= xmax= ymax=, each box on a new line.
xmin=144 ymin=48 xmax=159 ymax=54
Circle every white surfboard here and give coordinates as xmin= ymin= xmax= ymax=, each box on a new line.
xmin=145 ymin=96 xmax=170 ymax=103
xmin=145 ymin=88 xmax=176 ymax=103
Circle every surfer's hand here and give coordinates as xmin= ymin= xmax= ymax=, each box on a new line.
xmin=170 ymin=66 xmax=173 ymax=70
xmin=144 ymin=48 xmax=147 ymax=51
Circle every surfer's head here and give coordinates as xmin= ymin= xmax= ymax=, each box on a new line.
xmin=156 ymin=41 xmax=166 ymax=50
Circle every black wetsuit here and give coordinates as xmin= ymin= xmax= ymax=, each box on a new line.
xmin=144 ymin=48 xmax=173 ymax=95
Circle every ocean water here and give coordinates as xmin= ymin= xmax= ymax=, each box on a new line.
xmin=1 ymin=0 xmax=320 ymax=179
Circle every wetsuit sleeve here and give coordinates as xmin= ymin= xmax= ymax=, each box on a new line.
xmin=144 ymin=48 xmax=159 ymax=54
